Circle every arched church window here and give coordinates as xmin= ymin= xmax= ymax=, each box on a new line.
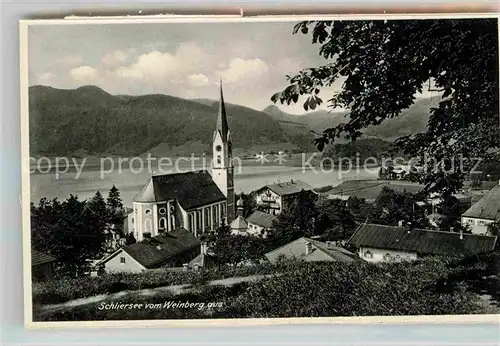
xmin=159 ymin=207 xmax=166 ymax=215
xmin=217 ymin=156 xmax=221 ymax=164
xmin=159 ymin=218 xmax=166 ymax=230
xmin=213 ymin=205 xmax=219 ymax=227
xmin=196 ymin=210 xmax=202 ymax=231
xmin=216 ymin=145 xmax=222 ymax=152
xmin=144 ymin=208 xmax=152 ymax=215
xmin=188 ymin=214 xmax=194 ymax=232
xmin=145 ymin=219 xmax=152 ymax=232
xmin=205 ymin=208 xmax=211 ymax=228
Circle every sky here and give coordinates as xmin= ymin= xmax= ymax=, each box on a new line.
xmin=27 ymin=20 xmax=440 ymax=115
xmin=27 ymin=21 xmax=339 ymax=114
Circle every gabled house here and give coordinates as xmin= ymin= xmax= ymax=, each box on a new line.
xmin=461 ymin=182 xmax=500 ymax=234
xmin=255 ymin=180 xmax=313 ymax=215
xmin=246 ymin=210 xmax=278 ymax=238
xmin=347 ymin=223 xmax=497 ymax=263
xmin=31 ymin=249 xmax=57 ymax=282
xmin=96 ymin=228 xmax=201 ymax=273
xmin=318 ymin=180 xmax=424 ymax=203
xmin=265 ymin=237 xmax=358 ymax=264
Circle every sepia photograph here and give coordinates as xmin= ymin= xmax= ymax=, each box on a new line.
xmin=21 ymin=15 xmax=499 ymax=326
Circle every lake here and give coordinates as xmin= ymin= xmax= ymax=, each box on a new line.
xmin=30 ymin=157 xmax=381 ymax=207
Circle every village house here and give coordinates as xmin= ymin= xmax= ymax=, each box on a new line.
xmin=317 ymin=180 xmax=424 ymax=203
xmin=265 ymin=237 xmax=358 ymax=264
xmin=96 ymin=228 xmax=201 ymax=273
xmin=347 ymin=223 xmax=498 ymax=263
xmin=245 ymin=210 xmax=278 ymax=237
xmin=31 ymin=249 xmax=57 ymax=282
xmin=131 ymin=83 xmax=235 ymax=242
xmin=188 ymin=242 xmax=217 ymax=269
xmin=255 ymin=180 xmax=313 ymax=215
xmin=461 ymin=181 xmax=500 ymax=235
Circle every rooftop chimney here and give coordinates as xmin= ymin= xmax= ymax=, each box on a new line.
xmin=305 ymin=241 xmax=313 ymax=255
xmin=200 ymin=242 xmax=208 ymax=255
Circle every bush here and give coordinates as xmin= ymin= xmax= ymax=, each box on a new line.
xmin=220 ymin=258 xmax=485 ymax=318
xmin=32 ymin=261 xmax=297 ymax=305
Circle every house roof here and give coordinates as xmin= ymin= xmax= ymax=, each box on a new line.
xmin=263 ymin=180 xmax=313 ymax=196
xmin=189 ymin=252 xmax=217 ymax=268
xmin=265 ymin=237 xmax=358 ymax=264
xmin=347 ymin=223 xmax=497 ymax=256
xmin=320 ymin=180 xmax=425 ymax=201
xmin=230 ymin=215 xmax=248 ymax=230
xmin=462 ymin=184 xmax=500 ymax=221
xmin=246 ymin=210 xmax=277 ymax=228
xmin=31 ymin=249 xmax=57 ymax=266
xmin=133 ymin=170 xmax=226 ymax=210
xmin=99 ymin=228 xmax=200 ymax=269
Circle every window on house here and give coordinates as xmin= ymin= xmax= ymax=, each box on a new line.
xmin=120 ymin=257 xmax=126 ymax=264
xmin=364 ymin=250 xmax=373 ymax=259
xmin=383 ymin=253 xmax=393 ymax=262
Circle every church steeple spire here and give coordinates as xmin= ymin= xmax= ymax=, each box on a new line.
xmin=216 ymin=79 xmax=229 ymax=143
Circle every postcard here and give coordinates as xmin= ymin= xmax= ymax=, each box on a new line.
xmin=20 ymin=14 xmax=499 ymax=328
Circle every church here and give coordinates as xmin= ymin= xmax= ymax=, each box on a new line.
xmin=131 ymin=83 xmax=235 ymax=242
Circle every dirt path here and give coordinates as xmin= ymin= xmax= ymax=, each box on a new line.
xmin=39 ymin=274 xmax=275 ymax=313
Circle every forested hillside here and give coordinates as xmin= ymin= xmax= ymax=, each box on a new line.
xmin=29 ymin=86 xmax=293 ymax=157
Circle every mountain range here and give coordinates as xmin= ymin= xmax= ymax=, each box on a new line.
xmin=28 ymin=85 xmax=440 ymax=157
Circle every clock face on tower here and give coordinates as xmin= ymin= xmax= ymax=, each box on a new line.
xmin=216 ymin=145 xmax=222 ymax=152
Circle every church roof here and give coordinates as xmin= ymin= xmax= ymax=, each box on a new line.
xmin=230 ymin=215 xmax=248 ymax=230
xmin=215 ymin=81 xmax=230 ymax=142
xmin=462 ymin=183 xmax=500 ymax=221
xmin=133 ymin=170 xmax=226 ymax=210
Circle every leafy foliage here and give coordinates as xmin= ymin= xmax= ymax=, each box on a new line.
xmin=272 ymin=19 xmax=499 ymax=196
xmin=31 ymin=194 xmax=107 ymax=277
xmin=33 ymin=255 xmax=498 ymax=320
xmin=32 ymin=262 xmax=285 ymax=305
xmin=222 ymin=258 xmax=483 ymax=318
xmin=211 ymin=225 xmax=268 ymax=265
xmin=31 ymin=187 xmax=126 ymax=277
xmin=270 ymin=190 xmax=319 ymax=245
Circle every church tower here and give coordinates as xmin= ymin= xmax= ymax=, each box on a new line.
xmin=212 ymin=80 xmax=235 ymax=223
